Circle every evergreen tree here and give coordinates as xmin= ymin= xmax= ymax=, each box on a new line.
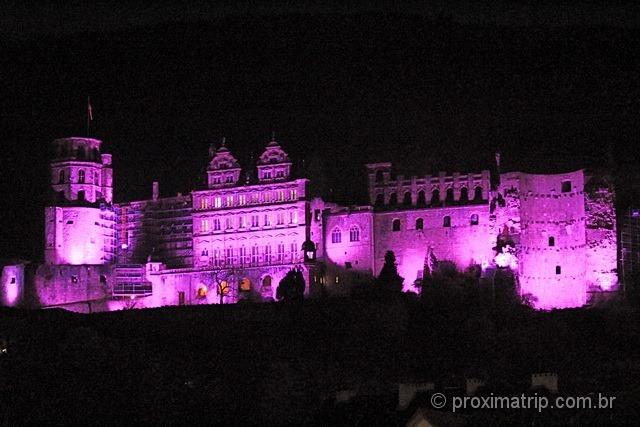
xmin=377 ymin=250 xmax=404 ymax=294
xmin=276 ymin=269 xmax=305 ymax=303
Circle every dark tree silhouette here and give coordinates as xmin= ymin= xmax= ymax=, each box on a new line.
xmin=376 ymin=250 xmax=404 ymax=294
xmin=276 ymin=269 xmax=305 ymax=303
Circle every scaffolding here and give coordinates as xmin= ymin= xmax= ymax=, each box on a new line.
xmin=620 ymin=207 xmax=640 ymax=288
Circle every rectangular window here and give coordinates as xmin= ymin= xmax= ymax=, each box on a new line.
xmin=251 ymin=246 xmax=258 ymax=265
xmin=214 ymin=196 xmax=222 ymax=208
xmin=213 ymin=218 xmax=221 ymax=231
xmin=238 ymin=216 xmax=246 ymax=228
xmin=277 ymin=190 xmax=285 ymax=202
xmin=225 ymin=195 xmax=234 ymax=207
xmin=264 ymin=214 xmax=271 ymax=226
xmin=251 ymin=193 xmax=259 ymax=204
xmin=561 ymin=181 xmax=572 ymax=193
xmin=238 ymin=194 xmax=246 ymax=206
xmin=264 ymin=192 xmax=271 ymax=203
xmin=251 ymin=215 xmax=259 ymax=227
xmin=314 ymin=209 xmax=321 ymax=221
xmin=290 ymin=189 xmax=298 ymax=200
xmin=556 ymin=265 xmax=561 ymax=275
xmin=264 ymin=245 xmax=272 ymax=263
xmin=201 ymin=219 xmax=210 ymax=232
xmin=199 ymin=198 xmax=209 ymax=210
xmin=290 ymin=243 xmax=297 ymax=260
xmin=277 ymin=212 xmax=285 ymax=225
xmin=277 ymin=243 xmax=285 ymax=261
xmin=290 ymin=210 xmax=298 ymax=224
xmin=225 ymin=248 xmax=233 ymax=265
xmin=225 ymin=218 xmax=232 ymax=230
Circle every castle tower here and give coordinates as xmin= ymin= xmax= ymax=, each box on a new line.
xmin=45 ymin=137 xmax=115 ymax=265
xmin=207 ymin=138 xmax=242 ymax=188
xmin=50 ymin=137 xmax=113 ymax=203
xmin=256 ymin=136 xmax=292 ymax=182
xmin=518 ymin=170 xmax=587 ymax=309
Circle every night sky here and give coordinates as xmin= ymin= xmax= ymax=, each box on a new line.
xmin=1 ymin=3 xmax=639 ymax=261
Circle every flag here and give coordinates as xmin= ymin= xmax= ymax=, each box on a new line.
xmin=495 ymin=152 xmax=501 ymax=169
xmin=87 ymin=96 xmax=93 ymax=121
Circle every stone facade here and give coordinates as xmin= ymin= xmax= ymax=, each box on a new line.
xmin=0 ymin=136 xmax=619 ymax=312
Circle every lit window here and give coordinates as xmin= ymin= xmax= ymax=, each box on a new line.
xmin=197 ymin=286 xmax=207 ymax=298
xmin=562 ymin=181 xmax=572 ymax=193
xmin=78 ymin=169 xmax=85 ymax=184
xmin=350 ymin=226 xmax=360 ymax=242
xmin=290 ymin=210 xmax=298 ymax=224
xmin=214 ymin=197 xmax=222 ymax=208
xmin=443 ymin=216 xmax=451 ymax=227
xmin=240 ymin=277 xmax=252 ymax=292
xmin=549 ymin=236 xmax=555 ymax=247
xmin=225 ymin=195 xmax=234 ymax=206
xmin=416 ymin=218 xmax=424 ymax=230
xmin=470 ymin=214 xmax=479 ymax=225
xmin=277 ymin=212 xmax=284 ymax=225
xmin=200 ymin=198 xmax=209 ymax=210
xmin=238 ymin=194 xmax=246 ymax=205
xmin=392 ymin=219 xmax=401 ymax=231
xmin=290 ymin=189 xmax=298 ymax=200
xmin=201 ymin=219 xmax=210 ymax=232
xmin=225 ymin=218 xmax=232 ymax=229
xmin=331 ymin=227 xmax=342 ymax=243
xmin=264 ymin=192 xmax=271 ymax=203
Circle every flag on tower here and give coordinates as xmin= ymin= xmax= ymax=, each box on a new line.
xmin=87 ymin=96 xmax=93 ymax=121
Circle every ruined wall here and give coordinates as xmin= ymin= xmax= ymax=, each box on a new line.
xmin=584 ymin=177 xmax=618 ymax=291
xmin=44 ymin=206 xmax=116 ymax=265
xmin=518 ymin=171 xmax=587 ymax=309
xmin=1 ymin=264 xmax=25 ymax=307
xmin=324 ymin=207 xmax=374 ymax=273
xmin=33 ymin=264 xmax=114 ymax=309
xmin=374 ymin=205 xmax=493 ymax=292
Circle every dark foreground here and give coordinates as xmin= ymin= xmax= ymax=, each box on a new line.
xmin=1 ymin=296 xmax=639 ymax=425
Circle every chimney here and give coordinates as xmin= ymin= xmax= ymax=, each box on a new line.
xmin=152 ymin=181 xmax=159 ymax=201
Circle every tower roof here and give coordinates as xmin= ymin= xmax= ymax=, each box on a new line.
xmin=257 ymin=136 xmax=291 ymax=166
xmin=208 ymin=138 xmax=240 ymax=171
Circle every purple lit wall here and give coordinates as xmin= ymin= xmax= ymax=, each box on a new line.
xmin=1 ymin=264 xmax=25 ymax=307
xmin=518 ymin=171 xmax=587 ymax=309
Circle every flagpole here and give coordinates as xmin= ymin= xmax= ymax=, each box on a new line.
xmin=86 ymin=96 xmax=92 ymax=137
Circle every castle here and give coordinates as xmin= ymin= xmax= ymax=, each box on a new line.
xmin=0 ymin=136 xmax=618 ymax=312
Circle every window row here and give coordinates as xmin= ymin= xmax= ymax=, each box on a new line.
xmin=331 ymin=226 xmax=361 ymax=243
xmin=57 ymin=169 xmax=101 ymax=185
xmin=199 ymin=243 xmax=301 ymax=265
xmin=199 ymin=211 xmax=299 ymax=232
xmin=375 ymin=186 xmax=484 ymax=207
xmin=391 ymin=214 xmax=480 ymax=231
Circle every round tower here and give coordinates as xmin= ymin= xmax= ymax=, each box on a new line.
xmin=50 ymin=137 xmax=112 ymax=204
xmin=518 ymin=170 xmax=587 ymax=309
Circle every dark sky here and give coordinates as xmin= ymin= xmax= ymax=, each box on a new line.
xmin=1 ymin=3 xmax=639 ymax=261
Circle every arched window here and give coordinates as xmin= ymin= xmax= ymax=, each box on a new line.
xmin=58 ymin=170 xmax=65 ymax=184
xmin=389 ymin=193 xmax=397 ymax=206
xmin=78 ymin=169 xmax=85 ymax=184
xmin=416 ymin=218 xmax=424 ymax=230
xmin=403 ymin=192 xmax=412 ymax=206
xmin=331 ymin=227 xmax=342 ymax=243
xmin=459 ymin=187 xmax=469 ymax=203
xmin=375 ymin=170 xmax=384 ymax=182
xmin=445 ymin=188 xmax=454 ymax=204
xmin=417 ymin=191 xmax=426 ymax=206
xmin=375 ymin=194 xmax=384 ymax=206
xmin=470 ymin=214 xmax=479 ymax=225
xmin=350 ymin=226 xmax=360 ymax=242
xmin=548 ymin=236 xmax=555 ymax=247
xmin=474 ymin=186 xmax=483 ymax=201
xmin=443 ymin=216 xmax=451 ymax=227
xmin=392 ymin=219 xmax=401 ymax=232
xmin=431 ymin=189 xmax=440 ymax=206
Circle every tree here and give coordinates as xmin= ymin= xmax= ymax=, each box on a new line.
xmin=276 ymin=269 xmax=305 ymax=303
xmin=377 ymin=251 xmax=403 ymax=294
xmin=211 ymin=266 xmax=243 ymax=305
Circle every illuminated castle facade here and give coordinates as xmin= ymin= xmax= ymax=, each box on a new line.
xmin=0 ymin=136 xmax=618 ymax=312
